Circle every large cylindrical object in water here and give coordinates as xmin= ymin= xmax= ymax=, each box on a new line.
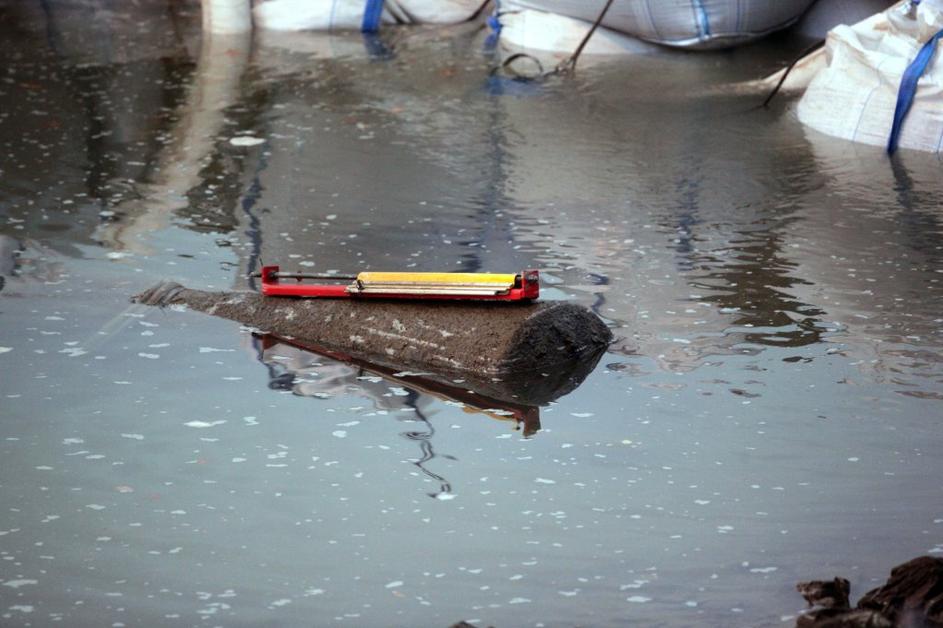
xmin=133 ymin=282 xmax=612 ymax=401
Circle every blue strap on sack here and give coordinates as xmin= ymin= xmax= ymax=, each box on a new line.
xmin=691 ymin=0 xmax=711 ymax=41
xmin=362 ymin=0 xmax=385 ymax=33
xmin=887 ymin=24 xmax=943 ymax=154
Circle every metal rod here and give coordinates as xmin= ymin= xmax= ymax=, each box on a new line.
xmin=249 ymin=272 xmax=358 ymax=280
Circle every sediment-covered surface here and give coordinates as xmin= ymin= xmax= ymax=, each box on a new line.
xmin=134 ymin=281 xmax=612 ymax=379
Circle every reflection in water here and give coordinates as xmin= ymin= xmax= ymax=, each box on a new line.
xmin=94 ymin=32 xmax=252 ymax=254
xmin=401 ymin=399 xmax=454 ymax=500
xmin=686 ymin=220 xmax=827 ymax=347
xmin=2 ymin=6 xmax=943 ymax=628
xmin=251 ymin=333 xmax=554 ymax=498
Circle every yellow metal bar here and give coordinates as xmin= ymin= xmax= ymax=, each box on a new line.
xmin=355 ymin=272 xmax=517 ymax=288
xmin=352 ymin=286 xmax=508 ymax=296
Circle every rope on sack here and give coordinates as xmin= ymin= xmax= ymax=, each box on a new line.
xmin=555 ymin=0 xmax=616 ymax=74
xmin=491 ymin=0 xmax=615 ymax=81
xmin=761 ymin=39 xmax=826 ymax=109
xmin=888 ymin=22 xmax=943 ymax=154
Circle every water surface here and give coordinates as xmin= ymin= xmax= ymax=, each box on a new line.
xmin=1 ymin=2 xmax=942 ymax=626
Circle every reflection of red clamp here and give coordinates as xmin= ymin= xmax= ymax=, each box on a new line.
xmin=256 ymin=265 xmax=539 ymax=301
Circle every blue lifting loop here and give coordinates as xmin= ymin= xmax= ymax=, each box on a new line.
xmin=362 ymin=0 xmax=385 ymax=33
xmin=887 ymin=24 xmax=943 ymax=155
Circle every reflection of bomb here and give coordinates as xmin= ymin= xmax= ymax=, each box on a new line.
xmin=253 ymin=333 xmax=547 ymax=436
xmin=257 ymin=338 xmax=437 ymax=414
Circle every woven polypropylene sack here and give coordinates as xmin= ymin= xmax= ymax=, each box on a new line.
xmin=498 ymin=9 xmax=659 ymax=54
xmin=254 ymin=0 xmax=483 ymax=31
xmin=500 ymin=0 xmax=815 ymax=49
xmin=796 ymin=1 xmax=943 ymax=153
xmin=793 ymin=0 xmax=895 ymax=40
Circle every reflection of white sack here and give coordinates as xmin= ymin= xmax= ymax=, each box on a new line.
xmin=254 ymin=0 xmax=484 ymax=31
xmin=797 ymin=1 xmax=943 ymax=153
xmin=500 ymin=0 xmax=814 ymax=49
xmin=499 ymin=9 xmax=658 ymax=55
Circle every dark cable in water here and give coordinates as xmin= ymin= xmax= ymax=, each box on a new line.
xmin=492 ymin=0 xmax=615 ymax=80
xmin=761 ymin=39 xmax=826 ymax=109
xmin=556 ymin=0 xmax=616 ymax=74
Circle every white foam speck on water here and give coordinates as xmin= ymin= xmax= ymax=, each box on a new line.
xmin=435 ymin=493 xmax=456 ymax=501
xmin=749 ymin=567 xmax=778 ymax=574
xmin=8 ymin=605 xmax=34 ymax=613
xmin=2 ymin=579 xmax=38 ymax=588
xmin=535 ymin=478 xmax=556 ymax=484
xmin=121 ymin=434 xmax=144 ymax=440
xmin=389 ymin=387 xmax=408 ymax=396
xmin=570 ymin=412 xmax=594 ymax=418
xmin=337 ymin=421 xmax=360 ymax=427
xmin=508 ymin=597 xmax=531 ymax=604
xmin=304 ymin=588 xmax=325 ymax=596
xmin=229 ymin=136 xmax=265 ymax=147
xmin=137 ymin=352 xmax=159 ymax=359
xmin=184 ymin=420 xmax=226 ymax=429
xmin=385 ymin=581 xmax=403 ymax=589
xmin=232 ymin=457 xmax=247 ymax=463
xmin=269 ymin=599 xmax=291 ymax=607
xmin=0 ymin=347 xmax=11 ymax=354
xmin=86 ymin=504 xmax=106 ymax=510
xmin=332 ymin=430 xmax=347 ymax=438
xmin=199 ymin=347 xmax=235 ymax=353
xmin=627 ymin=596 xmax=652 ymax=603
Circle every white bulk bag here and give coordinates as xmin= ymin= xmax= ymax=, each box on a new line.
xmin=797 ymin=1 xmax=943 ymax=153
xmin=498 ymin=9 xmax=659 ymax=55
xmin=792 ymin=0 xmax=896 ymax=41
xmin=499 ymin=0 xmax=815 ymax=49
xmin=254 ymin=0 xmax=484 ymax=31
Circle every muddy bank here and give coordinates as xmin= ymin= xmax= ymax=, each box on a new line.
xmin=797 ymin=556 xmax=943 ymax=627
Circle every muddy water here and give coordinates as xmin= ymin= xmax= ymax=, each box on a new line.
xmin=1 ymin=2 xmax=942 ymax=627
